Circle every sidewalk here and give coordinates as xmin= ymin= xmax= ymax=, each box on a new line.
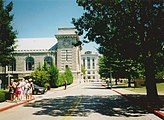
xmin=102 ymin=83 xmax=164 ymax=119
xmin=0 ymin=98 xmax=35 ymax=112
xmin=0 ymin=82 xmax=80 ymax=112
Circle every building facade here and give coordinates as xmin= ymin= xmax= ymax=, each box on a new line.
xmin=81 ymin=51 xmax=100 ymax=82
xmin=0 ymin=28 xmax=82 ymax=85
xmin=55 ymin=28 xmax=81 ymax=82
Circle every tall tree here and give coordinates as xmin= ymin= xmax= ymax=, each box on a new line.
xmin=72 ymin=0 xmax=164 ymax=101
xmin=0 ymin=0 xmax=16 ymax=66
xmin=30 ymin=67 xmax=50 ymax=86
xmin=48 ymin=64 xmax=59 ymax=87
xmin=65 ymin=67 xmax=73 ymax=85
xmin=99 ymin=55 xmax=144 ymax=86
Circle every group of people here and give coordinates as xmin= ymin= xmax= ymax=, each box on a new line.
xmin=8 ymin=78 xmax=34 ymax=102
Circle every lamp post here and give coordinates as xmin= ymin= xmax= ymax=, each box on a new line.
xmin=6 ymin=53 xmax=14 ymax=87
xmin=7 ymin=74 xmax=13 ymax=86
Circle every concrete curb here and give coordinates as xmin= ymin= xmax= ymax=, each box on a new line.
xmin=102 ymin=84 xmax=164 ymax=119
xmin=153 ymin=110 xmax=164 ymax=119
xmin=0 ymin=98 xmax=35 ymax=112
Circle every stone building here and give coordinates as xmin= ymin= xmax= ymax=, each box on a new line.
xmin=0 ymin=28 xmax=82 ymax=85
xmin=81 ymin=50 xmax=100 ymax=82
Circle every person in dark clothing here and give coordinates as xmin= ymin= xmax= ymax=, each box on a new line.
xmin=64 ymin=80 xmax=67 ymax=90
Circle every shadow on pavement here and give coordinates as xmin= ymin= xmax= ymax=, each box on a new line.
xmin=102 ymin=83 xmax=164 ymax=111
xmin=125 ymin=94 xmax=164 ymax=111
xmin=24 ymin=95 xmax=149 ymax=118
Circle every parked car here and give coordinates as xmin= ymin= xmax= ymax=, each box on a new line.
xmin=33 ymin=84 xmax=47 ymax=95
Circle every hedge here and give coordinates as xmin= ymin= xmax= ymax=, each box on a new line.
xmin=0 ymin=90 xmax=8 ymax=102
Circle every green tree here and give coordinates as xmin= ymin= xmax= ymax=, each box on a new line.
xmin=64 ymin=67 xmax=73 ymax=85
xmin=0 ymin=1 xmax=16 ymax=66
xmin=73 ymin=0 xmax=163 ymax=101
xmin=57 ymin=73 xmax=65 ymax=87
xmin=98 ymin=56 xmax=110 ymax=79
xmin=155 ymin=52 xmax=164 ymax=79
xmin=31 ymin=67 xmax=50 ymax=86
xmin=155 ymin=71 xmax=164 ymax=80
xmin=31 ymin=63 xmax=62 ymax=87
xmin=42 ymin=62 xmax=49 ymax=71
xmin=49 ymin=64 xmax=59 ymax=87
xmin=99 ymin=55 xmax=144 ymax=86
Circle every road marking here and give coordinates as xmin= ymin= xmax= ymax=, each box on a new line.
xmin=61 ymin=97 xmax=82 ymax=120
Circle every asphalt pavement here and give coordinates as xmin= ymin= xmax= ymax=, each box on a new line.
xmin=0 ymin=82 xmax=163 ymax=120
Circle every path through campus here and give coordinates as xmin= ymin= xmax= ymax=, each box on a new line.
xmin=0 ymin=82 xmax=162 ymax=120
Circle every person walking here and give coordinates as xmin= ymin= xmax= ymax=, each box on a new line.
xmin=29 ymin=78 xmax=34 ymax=99
xmin=20 ymin=78 xmax=25 ymax=100
xmin=64 ymin=80 xmax=67 ymax=90
xmin=15 ymin=80 xmax=22 ymax=101
xmin=8 ymin=79 xmax=16 ymax=101
xmin=24 ymin=80 xmax=30 ymax=100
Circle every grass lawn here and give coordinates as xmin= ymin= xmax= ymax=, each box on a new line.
xmin=125 ymin=82 xmax=164 ymax=94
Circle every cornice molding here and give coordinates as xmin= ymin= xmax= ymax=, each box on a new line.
xmin=55 ymin=34 xmax=78 ymax=39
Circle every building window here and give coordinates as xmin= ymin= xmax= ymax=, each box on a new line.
xmin=85 ymin=51 xmax=92 ymax=54
xmin=66 ymin=50 xmax=68 ymax=61
xmin=83 ymin=76 xmax=85 ymax=79
xmin=92 ymin=58 xmax=95 ymax=69
xmin=88 ymin=76 xmax=91 ymax=79
xmin=65 ymin=65 xmax=68 ymax=69
xmin=44 ymin=57 xmax=53 ymax=66
xmin=93 ymin=71 xmax=95 ymax=74
xmin=26 ymin=57 xmax=34 ymax=71
xmin=61 ymin=49 xmax=72 ymax=62
xmin=8 ymin=58 xmax=16 ymax=71
xmin=83 ymin=58 xmax=85 ymax=68
xmin=93 ymin=76 xmax=95 ymax=79
xmin=87 ymin=71 xmax=90 ymax=74
xmin=87 ymin=57 xmax=90 ymax=69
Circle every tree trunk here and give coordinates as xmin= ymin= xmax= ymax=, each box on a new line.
xmin=115 ymin=78 xmax=118 ymax=85
xmin=128 ymin=78 xmax=131 ymax=87
xmin=139 ymin=28 xmax=159 ymax=102
xmin=144 ymin=56 xmax=158 ymax=102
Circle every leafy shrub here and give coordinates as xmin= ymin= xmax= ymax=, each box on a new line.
xmin=0 ymin=90 xmax=8 ymax=102
xmin=31 ymin=67 xmax=50 ymax=86
xmin=65 ymin=67 xmax=73 ymax=85
xmin=56 ymin=73 xmax=65 ymax=87
xmin=48 ymin=64 xmax=59 ymax=87
xmin=156 ymin=71 xmax=164 ymax=79
xmin=31 ymin=64 xmax=74 ymax=88
xmin=44 ymin=83 xmax=51 ymax=90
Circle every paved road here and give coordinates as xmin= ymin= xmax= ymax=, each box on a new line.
xmin=0 ymin=82 xmax=162 ymax=120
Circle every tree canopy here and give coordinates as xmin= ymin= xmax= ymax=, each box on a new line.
xmin=73 ymin=0 xmax=164 ymax=100
xmin=0 ymin=0 xmax=17 ymax=66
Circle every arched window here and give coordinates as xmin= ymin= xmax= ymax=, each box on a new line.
xmin=44 ymin=57 xmax=53 ymax=66
xmin=26 ymin=57 xmax=34 ymax=71
xmin=8 ymin=58 xmax=16 ymax=71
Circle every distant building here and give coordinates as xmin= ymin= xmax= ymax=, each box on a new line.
xmin=81 ymin=51 xmax=100 ymax=82
xmin=0 ymin=28 xmax=82 ymax=85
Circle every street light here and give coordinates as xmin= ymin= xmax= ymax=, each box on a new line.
xmin=6 ymin=74 xmax=13 ymax=86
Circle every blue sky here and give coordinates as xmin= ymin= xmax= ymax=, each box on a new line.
xmin=5 ymin=0 xmax=99 ymax=53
